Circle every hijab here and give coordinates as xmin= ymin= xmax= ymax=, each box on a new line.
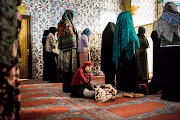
xmin=155 ymin=2 xmax=180 ymax=42
xmin=101 ymin=22 xmax=116 ymax=73
xmin=71 ymin=61 xmax=94 ymax=86
xmin=112 ymin=11 xmax=140 ymax=69
xmin=57 ymin=10 xmax=78 ymax=51
xmin=81 ymin=28 xmax=91 ymax=39
xmin=137 ymin=26 xmax=146 ymax=37
xmin=58 ymin=10 xmax=77 ymax=39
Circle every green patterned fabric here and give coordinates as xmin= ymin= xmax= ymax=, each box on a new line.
xmin=112 ymin=11 xmax=140 ymax=69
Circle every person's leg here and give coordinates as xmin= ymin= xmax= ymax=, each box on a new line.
xmin=105 ymin=71 xmax=115 ymax=86
xmin=83 ymin=88 xmax=95 ymax=98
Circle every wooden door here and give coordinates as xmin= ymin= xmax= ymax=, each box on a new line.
xmin=19 ymin=15 xmax=32 ymax=79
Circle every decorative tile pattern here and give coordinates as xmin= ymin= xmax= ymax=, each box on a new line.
xmin=22 ymin=0 xmax=157 ymax=79
xmin=22 ymin=0 xmax=123 ymax=78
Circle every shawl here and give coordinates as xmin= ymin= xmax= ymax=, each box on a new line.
xmin=58 ymin=10 xmax=78 ymax=51
xmin=112 ymin=11 xmax=140 ymax=69
xmin=137 ymin=26 xmax=146 ymax=37
xmin=81 ymin=28 xmax=91 ymax=39
xmin=71 ymin=61 xmax=93 ymax=86
xmin=155 ymin=2 xmax=180 ymax=42
xmin=101 ymin=22 xmax=116 ymax=73
xmin=0 ymin=0 xmax=17 ymax=66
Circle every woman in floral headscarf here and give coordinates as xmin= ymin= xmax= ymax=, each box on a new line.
xmin=112 ymin=11 xmax=140 ymax=92
xmin=57 ymin=10 xmax=78 ymax=93
xmin=135 ymin=2 xmax=180 ymax=102
xmin=0 ymin=0 xmax=22 ymax=119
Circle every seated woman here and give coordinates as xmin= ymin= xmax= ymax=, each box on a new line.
xmin=70 ymin=61 xmax=95 ymax=98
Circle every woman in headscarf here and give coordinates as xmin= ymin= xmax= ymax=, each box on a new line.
xmin=135 ymin=2 xmax=180 ymax=102
xmin=136 ymin=26 xmax=149 ymax=84
xmin=42 ymin=30 xmax=50 ymax=81
xmin=112 ymin=11 xmax=140 ymax=92
xmin=45 ymin=27 xmax=59 ymax=83
xmin=70 ymin=61 xmax=95 ymax=98
xmin=77 ymin=28 xmax=91 ymax=67
xmin=101 ymin=22 xmax=116 ymax=86
xmin=57 ymin=10 xmax=78 ymax=92
xmin=0 ymin=0 xmax=22 ymax=119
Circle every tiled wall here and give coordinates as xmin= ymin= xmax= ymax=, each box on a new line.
xmin=22 ymin=0 xmax=124 ymax=79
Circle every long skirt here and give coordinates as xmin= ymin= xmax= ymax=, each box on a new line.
xmin=79 ymin=52 xmax=88 ymax=67
xmin=46 ymin=52 xmax=59 ymax=83
xmin=159 ymin=46 xmax=180 ymax=102
xmin=58 ymin=49 xmax=77 ymax=93
xmin=116 ymin=52 xmax=138 ymax=92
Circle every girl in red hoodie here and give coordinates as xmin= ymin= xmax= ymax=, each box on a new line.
xmin=70 ymin=61 xmax=95 ymax=98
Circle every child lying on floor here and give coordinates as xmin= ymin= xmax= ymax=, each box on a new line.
xmin=70 ymin=61 xmax=95 ymax=98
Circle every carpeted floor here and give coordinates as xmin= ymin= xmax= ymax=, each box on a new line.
xmin=20 ymin=76 xmax=180 ymax=120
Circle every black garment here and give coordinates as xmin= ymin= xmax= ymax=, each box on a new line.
xmin=135 ymin=31 xmax=180 ymax=102
xmin=101 ymin=22 xmax=116 ymax=86
xmin=159 ymin=46 xmax=180 ymax=102
xmin=42 ymin=30 xmax=50 ymax=81
xmin=116 ymin=51 xmax=138 ymax=92
xmin=70 ymin=83 xmax=93 ymax=98
xmin=46 ymin=52 xmax=59 ymax=83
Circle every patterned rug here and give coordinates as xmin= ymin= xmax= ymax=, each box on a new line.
xmin=20 ymin=76 xmax=180 ymax=120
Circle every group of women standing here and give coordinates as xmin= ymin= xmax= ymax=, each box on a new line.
xmin=43 ymin=10 xmax=91 ymax=93
xmin=101 ymin=2 xmax=180 ymax=102
xmin=101 ymin=11 xmax=148 ymax=92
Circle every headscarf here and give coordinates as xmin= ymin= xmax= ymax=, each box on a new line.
xmin=112 ymin=11 xmax=140 ymax=69
xmin=71 ymin=61 xmax=94 ymax=86
xmin=57 ymin=10 xmax=78 ymax=51
xmin=58 ymin=10 xmax=77 ymax=39
xmin=81 ymin=28 xmax=91 ymax=39
xmin=0 ymin=0 xmax=17 ymax=66
xmin=155 ymin=2 xmax=180 ymax=42
xmin=137 ymin=26 xmax=145 ymax=37
xmin=101 ymin=22 xmax=116 ymax=73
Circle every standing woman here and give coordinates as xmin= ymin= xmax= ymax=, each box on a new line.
xmin=101 ymin=22 xmax=116 ymax=86
xmin=42 ymin=30 xmax=50 ymax=81
xmin=0 ymin=0 xmax=22 ymax=119
xmin=45 ymin=27 xmax=59 ymax=83
xmin=57 ymin=10 xmax=78 ymax=93
xmin=113 ymin=11 xmax=140 ymax=92
xmin=136 ymin=26 xmax=149 ymax=84
xmin=78 ymin=28 xmax=91 ymax=67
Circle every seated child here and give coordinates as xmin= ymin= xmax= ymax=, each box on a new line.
xmin=70 ymin=61 xmax=95 ymax=98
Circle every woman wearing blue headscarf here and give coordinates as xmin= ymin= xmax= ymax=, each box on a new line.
xmin=77 ymin=28 xmax=91 ymax=67
xmin=112 ymin=11 xmax=140 ymax=92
